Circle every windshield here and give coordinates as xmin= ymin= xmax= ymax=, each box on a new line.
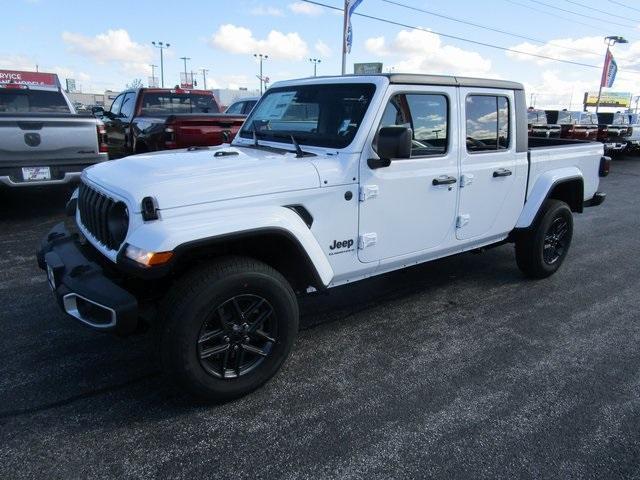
xmin=139 ymin=92 xmax=219 ymax=115
xmin=556 ymin=111 xmax=573 ymax=124
xmin=0 ymin=89 xmax=70 ymax=113
xmin=527 ymin=111 xmax=546 ymax=124
xmin=579 ymin=113 xmax=597 ymax=125
xmin=239 ymin=83 xmax=376 ymax=149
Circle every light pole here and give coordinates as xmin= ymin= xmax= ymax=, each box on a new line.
xmin=309 ymin=58 xmax=321 ymax=77
xmin=595 ymin=35 xmax=627 ymax=114
xmin=152 ymin=41 xmax=170 ymax=88
xmin=149 ymin=64 xmax=158 ymax=87
xmin=200 ymin=68 xmax=209 ymax=90
xmin=180 ymin=56 xmax=191 ymax=87
xmin=254 ymin=53 xmax=268 ymax=95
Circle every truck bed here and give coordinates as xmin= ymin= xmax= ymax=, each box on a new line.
xmin=526 ymin=136 xmax=603 ymax=207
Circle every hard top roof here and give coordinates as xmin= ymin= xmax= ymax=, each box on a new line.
xmin=273 ymin=73 xmax=524 ymax=91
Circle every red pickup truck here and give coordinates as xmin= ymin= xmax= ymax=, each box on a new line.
xmin=97 ymin=88 xmax=246 ymax=159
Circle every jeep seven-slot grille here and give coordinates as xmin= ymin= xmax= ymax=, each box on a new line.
xmin=78 ymin=182 xmax=121 ymax=250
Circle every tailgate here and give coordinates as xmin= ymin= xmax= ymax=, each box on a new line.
xmin=0 ymin=114 xmax=100 ymax=165
xmin=170 ymin=115 xmax=246 ymax=147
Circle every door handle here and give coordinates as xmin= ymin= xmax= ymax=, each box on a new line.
xmin=432 ymin=175 xmax=457 ymax=186
xmin=493 ymin=168 xmax=512 ymax=178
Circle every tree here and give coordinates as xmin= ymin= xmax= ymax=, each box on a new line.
xmin=126 ymin=78 xmax=143 ymax=89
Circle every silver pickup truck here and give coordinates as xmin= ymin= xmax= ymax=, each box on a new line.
xmin=0 ymin=78 xmax=108 ymax=188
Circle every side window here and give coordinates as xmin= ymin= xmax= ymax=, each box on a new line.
xmin=119 ymin=93 xmax=136 ymax=119
xmin=466 ymin=95 xmax=510 ymax=152
xmin=226 ymin=101 xmax=244 ymax=114
xmin=109 ymin=94 xmax=124 ymax=115
xmin=378 ymin=93 xmax=448 ymax=157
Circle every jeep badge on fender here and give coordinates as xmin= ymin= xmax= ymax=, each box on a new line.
xmin=329 ymin=239 xmax=354 ymax=250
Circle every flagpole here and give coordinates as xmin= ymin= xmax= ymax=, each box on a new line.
xmin=595 ymin=44 xmax=610 ymax=115
xmin=595 ymin=35 xmax=627 ymax=115
xmin=341 ymin=0 xmax=348 ymax=75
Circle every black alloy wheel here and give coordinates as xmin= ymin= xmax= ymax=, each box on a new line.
xmin=197 ymin=294 xmax=277 ymax=379
xmin=542 ymin=217 xmax=570 ymax=265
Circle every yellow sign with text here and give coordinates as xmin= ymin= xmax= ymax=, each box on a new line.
xmin=584 ymin=91 xmax=631 ymax=108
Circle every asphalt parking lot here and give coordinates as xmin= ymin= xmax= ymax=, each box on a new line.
xmin=1 ymin=157 xmax=639 ymax=479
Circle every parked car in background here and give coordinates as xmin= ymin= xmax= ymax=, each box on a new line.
xmin=597 ymin=112 xmax=629 ymax=153
xmin=0 ymin=69 xmax=107 ymax=188
xmin=527 ymin=108 xmax=560 ymax=138
xmin=97 ymin=88 xmax=246 ymax=159
xmin=225 ymin=96 xmax=259 ymax=115
xmin=545 ymin=110 xmax=599 ymax=141
xmin=624 ymin=113 xmax=640 ymax=152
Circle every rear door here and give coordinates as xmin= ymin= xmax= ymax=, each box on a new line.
xmin=457 ymin=89 xmax=527 ymax=241
xmin=358 ymin=85 xmax=459 ymax=262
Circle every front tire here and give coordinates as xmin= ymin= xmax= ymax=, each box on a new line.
xmin=160 ymin=256 xmax=299 ymax=401
xmin=515 ymin=199 xmax=574 ymax=279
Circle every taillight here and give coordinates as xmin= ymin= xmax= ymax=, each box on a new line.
xmin=164 ymin=122 xmax=177 ymax=149
xmin=600 ymin=155 xmax=611 ymax=177
xmin=96 ymin=122 xmax=108 ymax=153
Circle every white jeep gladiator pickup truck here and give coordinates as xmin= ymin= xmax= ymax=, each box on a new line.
xmin=38 ymin=74 xmax=609 ymax=400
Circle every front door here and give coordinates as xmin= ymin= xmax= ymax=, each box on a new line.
xmin=358 ymin=86 xmax=459 ymax=263
xmin=457 ymin=89 xmax=526 ymax=240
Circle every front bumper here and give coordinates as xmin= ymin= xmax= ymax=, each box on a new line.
xmin=37 ymin=222 xmax=138 ymax=335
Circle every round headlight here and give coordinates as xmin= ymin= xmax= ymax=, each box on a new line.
xmin=107 ymin=201 xmax=129 ymax=248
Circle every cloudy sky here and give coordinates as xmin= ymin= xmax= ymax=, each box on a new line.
xmin=3 ymin=0 xmax=640 ymax=108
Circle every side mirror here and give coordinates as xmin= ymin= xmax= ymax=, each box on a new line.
xmin=369 ymin=126 xmax=412 ymax=169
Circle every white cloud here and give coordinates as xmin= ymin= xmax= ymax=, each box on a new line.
xmin=288 ymin=1 xmax=323 ymax=15
xmin=315 ymin=40 xmax=331 ymax=58
xmin=249 ymin=5 xmax=284 ymax=16
xmin=209 ymin=24 xmax=309 ymax=60
xmin=525 ymin=69 xmax=640 ymax=109
xmin=506 ymin=35 xmax=640 ymax=72
xmin=365 ymin=29 xmax=492 ymax=77
xmin=61 ymin=29 xmax=152 ymax=75
xmin=0 ymin=54 xmax=38 ymax=71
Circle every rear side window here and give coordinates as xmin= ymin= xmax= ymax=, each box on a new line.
xmin=226 ymin=101 xmax=243 ymax=114
xmin=466 ymin=95 xmax=510 ymax=152
xmin=378 ymin=93 xmax=448 ymax=156
xmin=0 ymin=89 xmax=70 ymax=113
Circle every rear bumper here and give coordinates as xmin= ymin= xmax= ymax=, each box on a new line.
xmin=37 ymin=222 xmax=138 ymax=335
xmin=584 ymin=191 xmax=606 ymax=208
xmin=0 ymin=155 xmax=108 ymax=187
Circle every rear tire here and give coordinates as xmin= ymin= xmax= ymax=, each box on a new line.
xmin=515 ymin=199 xmax=573 ymax=279
xmin=159 ymin=256 xmax=299 ymax=401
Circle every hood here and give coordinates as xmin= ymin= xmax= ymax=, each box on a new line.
xmin=84 ymin=146 xmax=321 ymax=210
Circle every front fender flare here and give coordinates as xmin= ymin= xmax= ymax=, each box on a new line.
xmin=516 ymin=167 xmax=583 ymax=228
xmin=125 ymin=205 xmax=334 ymax=286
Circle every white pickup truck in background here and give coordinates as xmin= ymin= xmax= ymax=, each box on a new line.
xmin=38 ymin=74 xmax=609 ymax=400
xmin=0 ymin=70 xmax=108 ymax=188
